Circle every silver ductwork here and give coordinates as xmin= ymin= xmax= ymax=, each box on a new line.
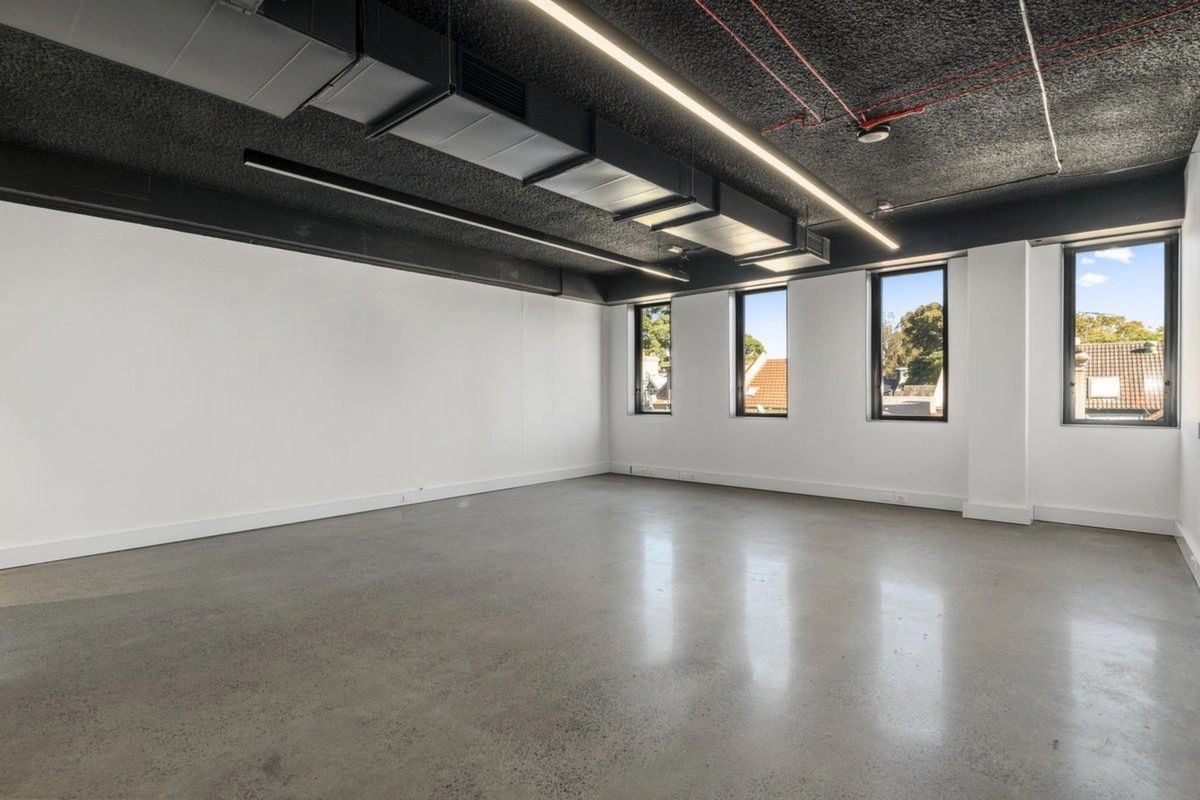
xmin=0 ymin=0 xmax=833 ymax=271
xmin=0 ymin=0 xmax=356 ymax=118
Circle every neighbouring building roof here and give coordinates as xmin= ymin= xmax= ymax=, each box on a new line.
xmin=745 ymin=357 xmax=788 ymax=410
xmin=1079 ymin=341 xmax=1163 ymax=412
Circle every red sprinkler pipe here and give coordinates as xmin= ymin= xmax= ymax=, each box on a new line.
xmin=858 ymin=106 xmax=927 ymax=131
xmin=745 ymin=0 xmax=862 ymax=122
xmin=693 ymin=0 xmax=822 ymax=121
xmin=760 ymin=0 xmax=1200 ymax=134
xmin=764 ymin=14 xmax=1200 ymax=134
xmin=852 ymin=0 xmax=1200 ymax=123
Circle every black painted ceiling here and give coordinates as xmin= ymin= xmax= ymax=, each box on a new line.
xmin=1 ymin=0 xmax=1198 ymax=281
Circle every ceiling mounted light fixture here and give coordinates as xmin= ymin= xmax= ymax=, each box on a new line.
xmin=857 ymin=124 xmax=891 ymax=144
xmin=521 ymin=0 xmax=900 ymax=252
xmin=243 ymin=151 xmax=689 ymax=283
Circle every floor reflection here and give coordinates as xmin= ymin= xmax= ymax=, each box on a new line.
xmin=878 ymin=577 xmax=945 ymax=743
xmin=744 ymin=553 xmax=791 ymax=692
xmin=1070 ymin=616 xmax=1159 ymax=779
xmin=642 ymin=529 xmax=674 ymax=663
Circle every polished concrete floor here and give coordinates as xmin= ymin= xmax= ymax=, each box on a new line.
xmin=2 ymin=475 xmax=1199 ymax=799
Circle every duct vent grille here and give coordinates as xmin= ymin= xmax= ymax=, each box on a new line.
xmin=806 ymin=227 xmax=830 ymax=260
xmin=460 ymin=51 xmax=527 ymax=119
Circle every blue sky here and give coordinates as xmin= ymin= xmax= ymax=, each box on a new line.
xmin=740 ymin=244 xmax=1164 ymax=357
xmin=882 ymin=269 xmax=943 ymax=321
xmin=743 ymin=289 xmax=787 ymax=357
xmin=1074 ymin=242 xmax=1165 ymax=328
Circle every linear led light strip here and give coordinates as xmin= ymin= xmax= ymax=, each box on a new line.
xmin=243 ymin=151 xmax=688 ymax=282
xmin=523 ymin=0 xmax=901 ymax=251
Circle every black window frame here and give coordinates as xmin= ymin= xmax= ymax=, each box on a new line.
xmin=734 ymin=286 xmax=788 ymax=418
xmin=870 ymin=264 xmax=949 ymax=422
xmin=633 ymin=301 xmax=672 ymax=415
xmin=1062 ymin=233 xmax=1178 ymax=428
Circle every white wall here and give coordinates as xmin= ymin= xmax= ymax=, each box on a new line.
xmin=964 ymin=242 xmax=1032 ymax=523
xmin=1029 ymin=244 xmax=1179 ymax=533
xmin=609 ymin=243 xmax=1182 ymax=534
xmin=0 ymin=201 xmax=608 ymax=568
xmin=1179 ymin=149 xmax=1200 ymax=578
xmin=608 ymin=259 xmax=969 ymax=510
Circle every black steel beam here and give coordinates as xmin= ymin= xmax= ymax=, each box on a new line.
xmin=243 ymin=150 xmax=688 ymax=282
xmin=0 ymin=142 xmax=606 ymax=301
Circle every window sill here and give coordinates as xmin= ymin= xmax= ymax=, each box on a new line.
xmin=1059 ymin=421 xmax=1178 ymax=430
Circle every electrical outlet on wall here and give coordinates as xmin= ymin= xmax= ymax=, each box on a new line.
xmin=681 ymin=471 xmax=698 ymax=481
xmin=894 ymin=493 xmax=909 ymax=505
xmin=880 ymin=491 xmax=895 ymax=503
xmin=403 ymin=492 xmax=418 ymax=503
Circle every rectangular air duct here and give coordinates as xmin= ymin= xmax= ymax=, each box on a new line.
xmin=738 ymin=226 xmax=832 ymax=272
xmin=533 ymin=120 xmax=692 ymax=213
xmin=388 ymin=49 xmax=593 ymax=183
xmin=647 ymin=182 xmax=795 ymax=257
xmin=309 ymin=1 xmax=449 ymax=131
xmin=0 ymin=0 xmax=357 ymax=118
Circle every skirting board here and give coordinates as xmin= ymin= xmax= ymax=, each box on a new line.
xmin=960 ymin=503 xmax=1034 ymax=525
xmin=1034 ymin=505 xmax=1176 ymax=535
xmin=1178 ymin=521 xmax=1200 ymax=591
xmin=612 ymin=464 xmax=1169 ymax=536
xmin=0 ymin=463 xmax=611 ymax=570
xmin=609 ymin=463 xmax=965 ymax=512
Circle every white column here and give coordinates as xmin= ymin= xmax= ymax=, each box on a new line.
xmin=964 ymin=241 xmax=1033 ymax=524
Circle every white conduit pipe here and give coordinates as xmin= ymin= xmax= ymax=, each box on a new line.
xmin=1018 ymin=0 xmax=1063 ymax=172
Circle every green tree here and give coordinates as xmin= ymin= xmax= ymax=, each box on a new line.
xmin=908 ymin=349 xmax=943 ymax=385
xmin=1075 ymin=312 xmax=1163 ymax=343
xmin=902 ymin=302 xmax=944 ymax=353
xmin=882 ymin=303 xmax=944 ymax=384
xmin=880 ymin=312 xmax=914 ymax=380
xmin=640 ymin=307 xmax=671 ymax=368
xmin=743 ymin=333 xmax=765 ymax=365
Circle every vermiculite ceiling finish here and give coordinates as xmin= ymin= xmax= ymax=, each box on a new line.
xmin=0 ymin=0 xmax=1197 ymax=285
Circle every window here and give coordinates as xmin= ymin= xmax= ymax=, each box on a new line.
xmin=871 ymin=265 xmax=948 ymax=421
xmin=1063 ymin=234 xmax=1177 ymax=426
xmin=735 ymin=287 xmax=788 ymax=416
xmin=634 ymin=302 xmax=671 ymax=414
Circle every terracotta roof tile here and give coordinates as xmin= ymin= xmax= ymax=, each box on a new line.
xmin=1079 ymin=341 xmax=1164 ymax=412
xmin=745 ymin=358 xmax=788 ymax=411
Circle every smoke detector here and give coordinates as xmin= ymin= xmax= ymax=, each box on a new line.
xmin=857 ymin=124 xmax=891 ymax=143
xmin=877 ymin=200 xmax=893 ymax=212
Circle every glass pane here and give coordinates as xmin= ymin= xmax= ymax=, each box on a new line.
xmin=639 ymin=304 xmax=671 ymax=413
xmin=1070 ymin=241 xmax=1166 ymax=422
xmin=879 ymin=269 xmax=945 ymax=418
xmin=741 ymin=289 xmax=788 ymax=415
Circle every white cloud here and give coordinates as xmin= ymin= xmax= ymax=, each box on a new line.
xmin=1078 ymin=272 xmax=1109 ymax=287
xmin=1079 ymin=256 xmax=1096 ymax=265
xmin=1093 ymin=247 xmax=1134 ymax=263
